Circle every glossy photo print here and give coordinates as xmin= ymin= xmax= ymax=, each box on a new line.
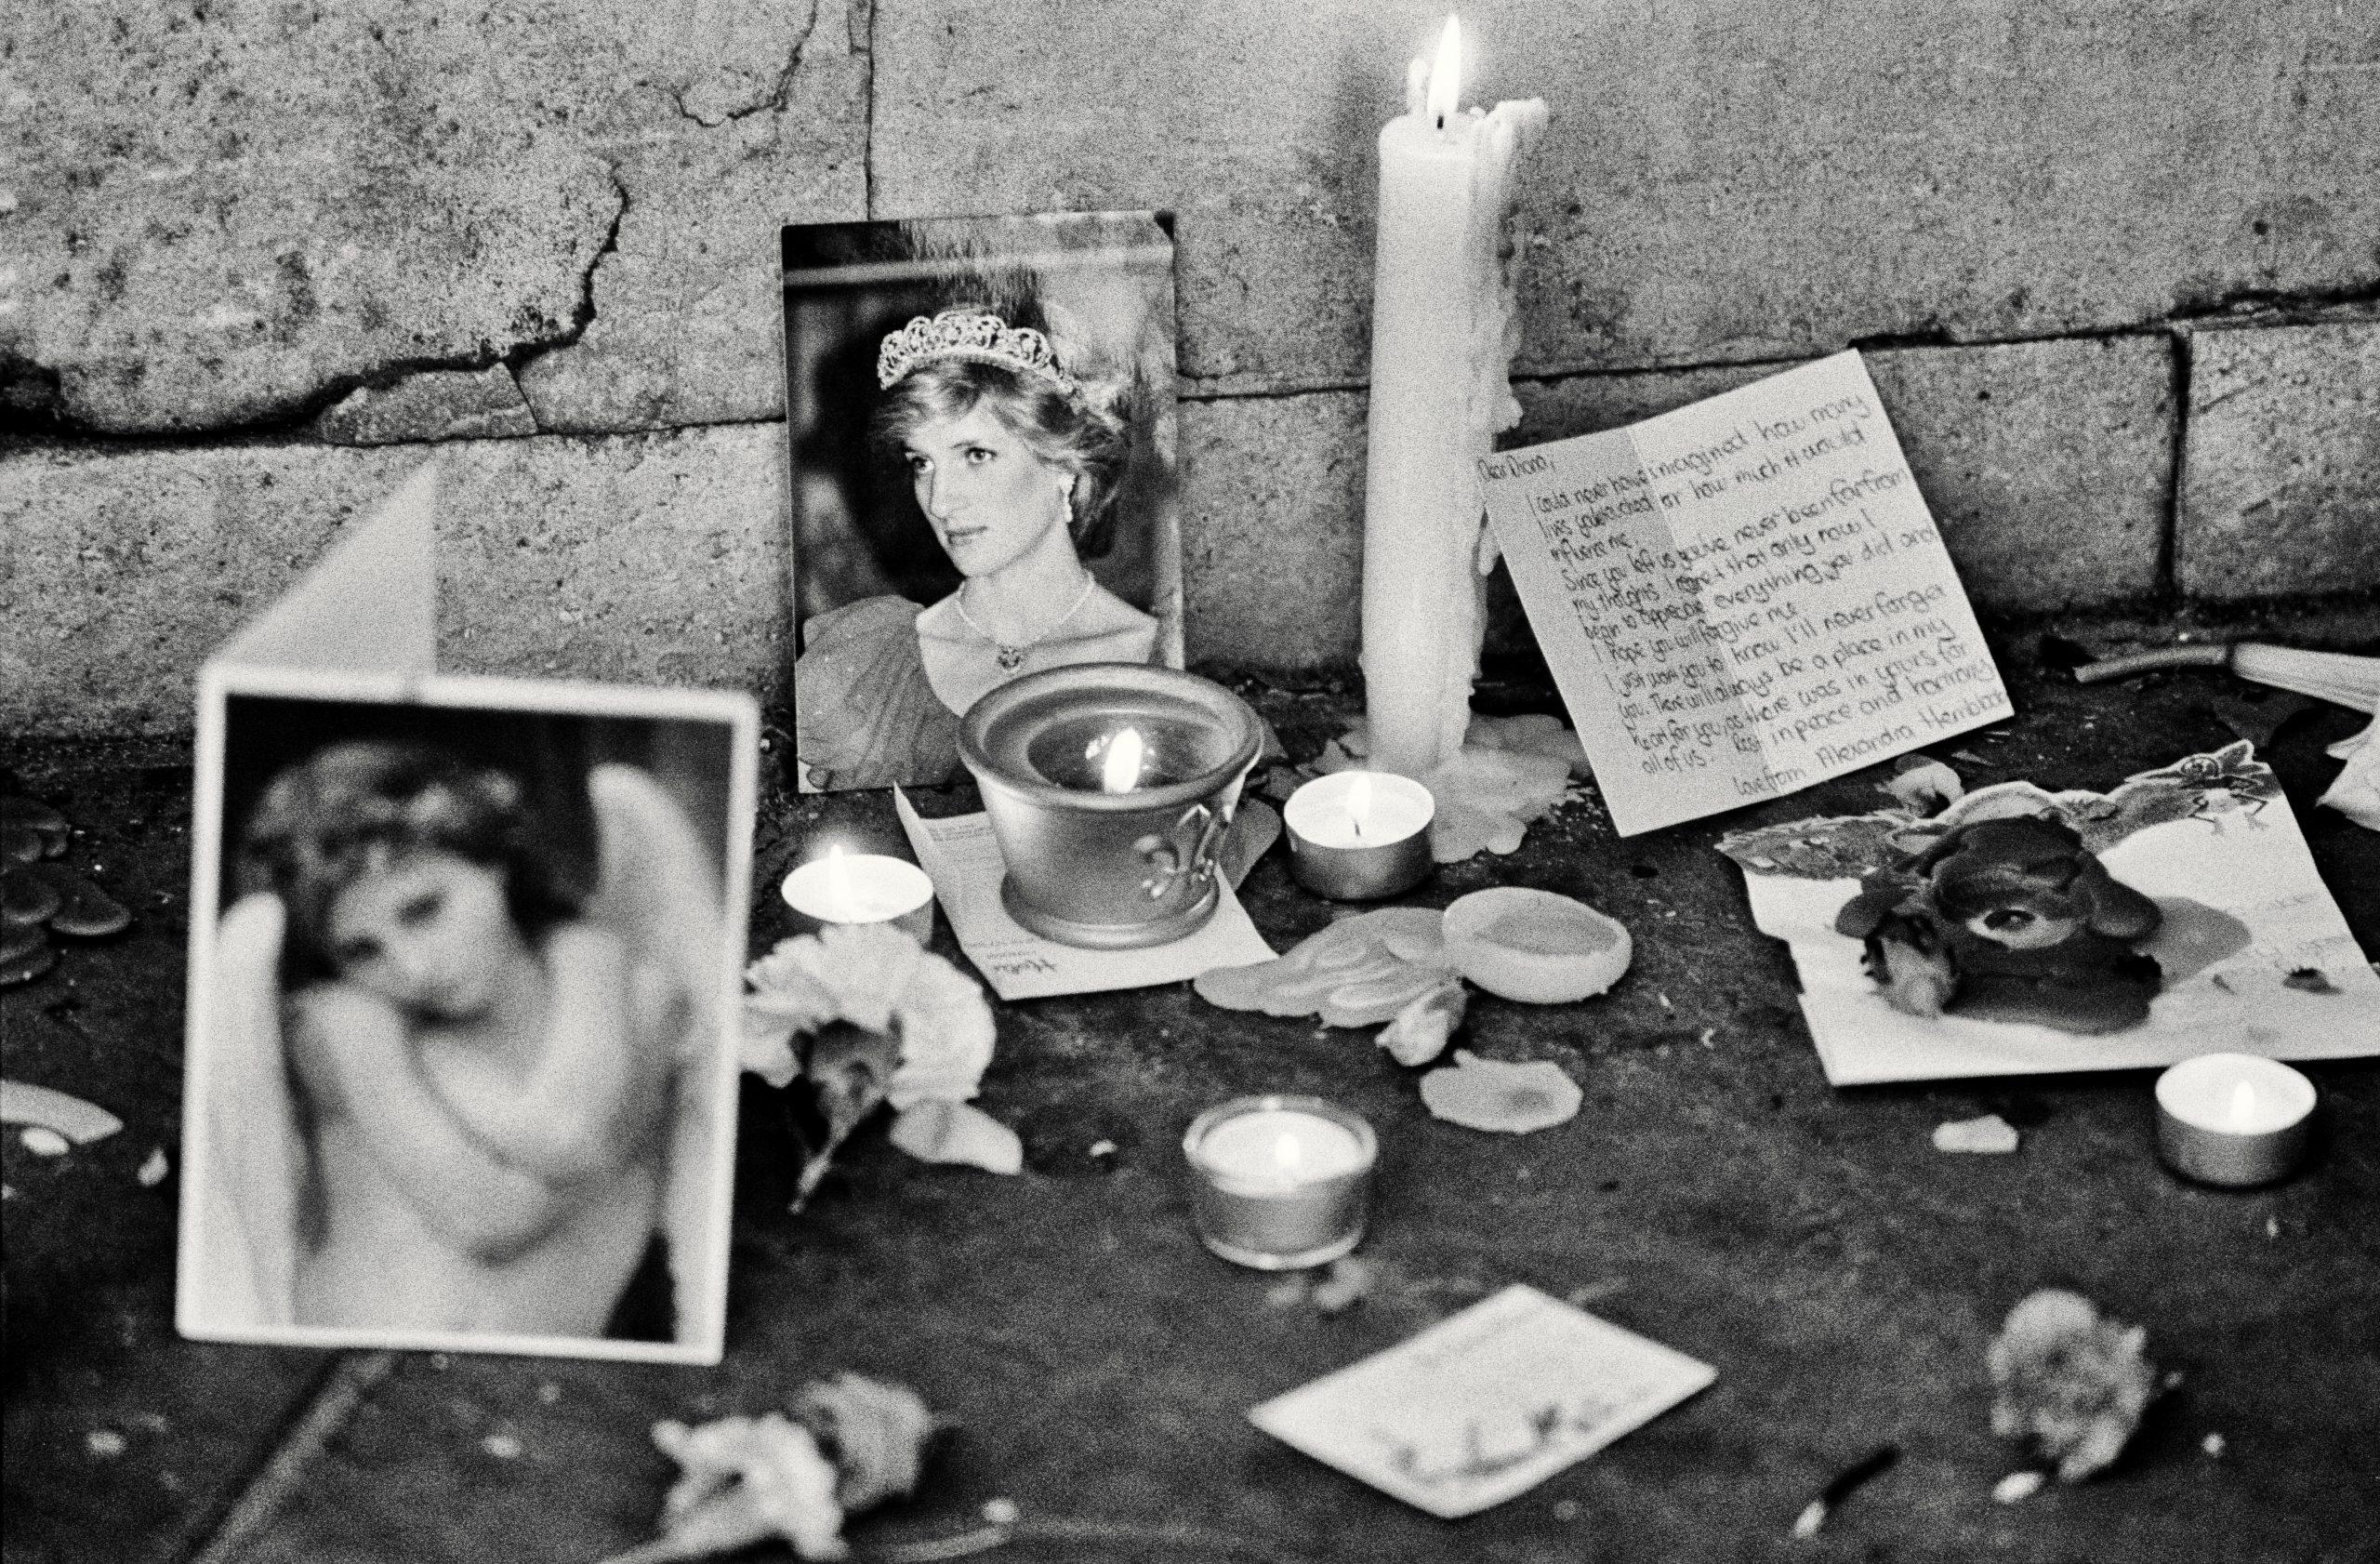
xmin=176 ymin=670 xmax=756 ymax=1363
xmin=782 ymin=210 xmax=1183 ymax=791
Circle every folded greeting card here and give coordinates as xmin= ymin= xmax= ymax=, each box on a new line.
xmin=1718 ymin=744 xmax=2380 ymax=1085
xmin=1481 ymin=351 xmax=2012 ymax=836
xmin=178 ymin=464 xmax=757 ymax=1364
xmin=1250 ymin=1284 xmax=1715 ymax=1518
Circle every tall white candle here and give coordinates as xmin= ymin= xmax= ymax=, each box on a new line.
xmin=1362 ymin=17 xmax=1546 ymax=779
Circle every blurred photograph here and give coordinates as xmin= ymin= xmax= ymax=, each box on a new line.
xmin=782 ymin=210 xmax=1183 ymax=790
xmin=177 ymin=672 xmax=755 ymax=1362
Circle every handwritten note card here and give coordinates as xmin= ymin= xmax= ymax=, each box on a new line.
xmin=1250 ymin=1285 xmax=1715 ymax=1518
xmin=1480 ymin=351 xmax=2012 ymax=836
xmin=892 ymin=789 xmax=1276 ymax=1001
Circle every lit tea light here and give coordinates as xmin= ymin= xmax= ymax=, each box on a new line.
xmin=1283 ymin=771 xmax=1435 ymax=900
xmin=1183 ymin=1095 xmax=1377 ymax=1269
xmin=2154 ymin=1053 xmax=2316 ymax=1187
xmin=781 ymin=844 xmax=935 ymax=944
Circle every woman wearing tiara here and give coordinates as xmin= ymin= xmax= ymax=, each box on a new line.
xmin=792 ymin=309 xmax=1160 ymax=790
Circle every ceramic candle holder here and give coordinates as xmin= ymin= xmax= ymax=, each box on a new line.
xmin=1183 ymin=1094 xmax=1377 ymax=1270
xmin=781 ymin=852 xmax=935 ymax=945
xmin=1283 ymin=771 xmax=1435 ymax=900
xmin=959 ymin=664 xmax=1263 ymax=949
xmin=2155 ymin=1053 xmax=2316 ymax=1187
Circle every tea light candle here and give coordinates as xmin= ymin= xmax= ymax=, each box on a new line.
xmin=1283 ymin=771 xmax=1435 ymax=900
xmin=2155 ymin=1053 xmax=2317 ymax=1187
xmin=781 ymin=845 xmax=934 ymax=944
xmin=1183 ymin=1095 xmax=1377 ymax=1270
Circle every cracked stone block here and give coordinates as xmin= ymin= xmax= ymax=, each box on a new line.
xmin=873 ymin=0 xmax=2379 ymax=394
xmin=0 ymin=0 xmax=867 ymax=436
xmin=515 ymin=2 xmax=870 ymax=433
xmin=1180 ymin=391 xmax=1367 ymax=673
xmin=1514 ymin=338 xmax=2173 ymax=614
xmin=2177 ymin=320 xmax=2380 ymax=601
xmin=0 ymin=429 xmax=785 ymax=736
xmin=316 ymin=366 xmax=538 ymax=445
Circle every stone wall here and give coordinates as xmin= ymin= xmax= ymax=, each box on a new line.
xmin=4 ymin=0 xmax=2374 ymax=735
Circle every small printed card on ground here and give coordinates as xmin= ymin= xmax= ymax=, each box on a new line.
xmin=892 ymin=788 xmax=1275 ymax=1001
xmin=1718 ymin=744 xmax=2380 ymax=1085
xmin=1481 ymin=350 xmax=2012 ymax=836
xmin=1249 ymin=1284 xmax=1715 ymax=1518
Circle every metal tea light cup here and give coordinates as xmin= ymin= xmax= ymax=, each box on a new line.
xmin=959 ymin=663 xmax=1264 ymax=949
xmin=2155 ymin=1053 xmax=2317 ymax=1187
xmin=1282 ymin=771 xmax=1435 ymax=900
xmin=1183 ymin=1095 xmax=1378 ymax=1270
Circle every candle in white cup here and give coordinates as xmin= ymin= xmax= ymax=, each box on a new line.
xmin=1363 ymin=15 xmax=1547 ymax=779
xmin=1283 ymin=771 xmax=1435 ymax=899
xmin=2154 ymin=1053 xmax=2316 ymax=1187
xmin=1183 ymin=1096 xmax=1377 ymax=1268
xmin=781 ymin=845 xmax=934 ymax=944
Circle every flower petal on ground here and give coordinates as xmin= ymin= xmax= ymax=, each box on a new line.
xmin=1418 ymin=1051 xmax=1583 ymax=1133
xmin=889 ymin=1101 xmax=1023 ymax=1175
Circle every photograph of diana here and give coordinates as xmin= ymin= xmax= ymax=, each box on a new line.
xmin=175 ymin=671 xmax=755 ymax=1363
xmin=782 ymin=210 xmax=1184 ymax=790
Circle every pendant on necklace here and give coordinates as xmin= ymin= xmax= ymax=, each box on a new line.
xmin=997 ymin=644 xmax=1025 ymax=671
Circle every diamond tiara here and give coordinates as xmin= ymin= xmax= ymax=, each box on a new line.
xmin=876 ymin=309 xmax=1080 ymax=396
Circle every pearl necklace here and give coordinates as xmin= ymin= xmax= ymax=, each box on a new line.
xmin=955 ymin=572 xmax=1098 ymax=671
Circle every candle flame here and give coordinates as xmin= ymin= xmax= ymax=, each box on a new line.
xmin=2228 ymin=1079 xmax=2258 ymax=1131
xmin=1348 ymin=772 xmax=1372 ymax=840
xmin=1425 ymin=14 xmax=1462 ymax=126
xmin=1273 ymin=1132 xmax=1303 ymax=1173
xmin=1101 ymin=727 xmax=1146 ymax=793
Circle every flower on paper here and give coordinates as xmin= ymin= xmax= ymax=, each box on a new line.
xmin=1417 ymin=1050 xmax=1583 ymax=1133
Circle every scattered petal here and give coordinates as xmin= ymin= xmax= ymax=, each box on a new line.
xmin=2319 ymin=712 xmax=2380 ymax=831
xmin=137 ymin=1147 xmax=170 ymax=1186
xmin=25 ymin=863 xmax=130 ymax=937
xmin=86 ymin=1429 xmax=127 ymax=1457
xmin=1311 ymin=1257 xmax=1373 ymax=1315
xmin=1993 ymin=1470 xmax=2046 ymax=1504
xmin=981 ymin=1499 xmax=1020 ymax=1527
xmin=1419 ymin=1051 xmax=1584 ymax=1134
xmin=794 ymin=1372 xmax=935 ymax=1513
xmin=1 ymin=864 xmax=60 ymax=927
xmin=20 ymin=1126 xmax=73 ymax=1157
xmin=1933 ymin=1114 xmax=2020 ymax=1154
xmin=1087 ymin=1139 xmax=1117 ymax=1159
xmin=1264 ymin=1275 xmax=1309 ymax=1309
xmin=1884 ymin=757 xmax=1965 ymax=814
xmin=1194 ymin=908 xmax=1452 ymax=1027
xmin=888 ymin=1101 xmax=1023 ymax=1175
xmin=0 ymin=796 xmax=69 ymax=850
xmin=482 ymin=1433 xmax=524 ymax=1459
xmin=1377 ymin=978 xmax=1467 ymax=1067
xmin=1988 ymin=1290 xmax=2157 ymax=1482
xmin=646 ymin=1413 xmax=847 ymax=1562
xmin=2202 ymin=1433 xmax=2225 ymax=1458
